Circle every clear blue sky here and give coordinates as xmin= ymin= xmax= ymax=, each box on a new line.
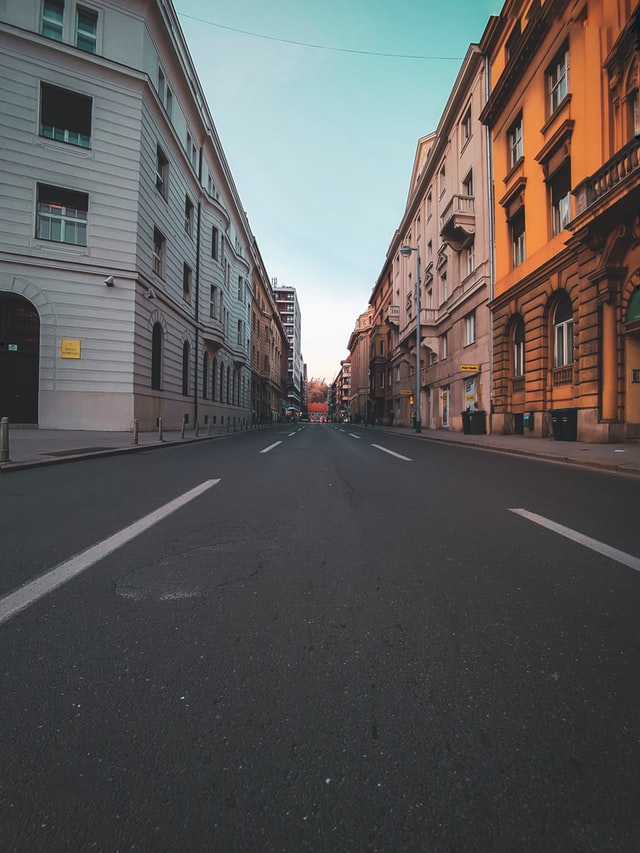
xmin=175 ymin=0 xmax=503 ymax=382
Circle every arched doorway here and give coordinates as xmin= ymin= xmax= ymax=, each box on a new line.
xmin=0 ymin=293 xmax=40 ymax=423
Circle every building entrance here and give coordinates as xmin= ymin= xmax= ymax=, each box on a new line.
xmin=0 ymin=293 xmax=40 ymax=423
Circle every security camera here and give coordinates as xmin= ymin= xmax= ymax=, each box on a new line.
xmin=104 ymin=275 xmax=115 ymax=287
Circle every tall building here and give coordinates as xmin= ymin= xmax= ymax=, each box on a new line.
xmin=273 ymin=282 xmax=303 ymax=416
xmin=0 ymin=0 xmax=281 ymax=430
xmin=481 ymin=0 xmax=640 ymax=442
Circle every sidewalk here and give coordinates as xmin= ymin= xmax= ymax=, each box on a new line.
xmin=1 ymin=422 xmax=639 ymax=477
xmin=0 ymin=423 xmax=268 ymax=473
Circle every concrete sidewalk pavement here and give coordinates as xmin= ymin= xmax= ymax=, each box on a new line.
xmin=0 ymin=422 xmax=273 ymax=472
xmin=1 ymin=421 xmax=640 ymax=477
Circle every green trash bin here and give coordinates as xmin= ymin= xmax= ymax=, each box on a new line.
xmin=461 ymin=411 xmax=471 ymax=434
xmin=469 ymin=410 xmax=487 ymax=435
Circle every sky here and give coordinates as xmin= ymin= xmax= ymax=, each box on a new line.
xmin=174 ymin=0 xmax=503 ymax=383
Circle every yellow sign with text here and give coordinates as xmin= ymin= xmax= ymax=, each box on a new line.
xmin=61 ymin=339 xmax=81 ymax=359
xmin=460 ymin=364 xmax=479 ymax=372
xmin=400 ymin=389 xmax=412 ymax=395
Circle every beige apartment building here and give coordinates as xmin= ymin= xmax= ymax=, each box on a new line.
xmin=347 ymin=309 xmax=373 ymax=423
xmin=367 ymin=44 xmax=493 ymax=432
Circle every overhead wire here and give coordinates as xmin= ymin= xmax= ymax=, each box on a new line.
xmin=175 ymin=12 xmax=462 ymax=61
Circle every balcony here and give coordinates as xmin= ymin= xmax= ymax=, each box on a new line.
xmin=201 ymin=317 xmax=225 ymax=350
xmin=439 ymin=194 xmax=475 ymax=251
xmin=573 ymin=137 xmax=640 ymax=218
xmin=385 ymin=304 xmax=400 ymax=326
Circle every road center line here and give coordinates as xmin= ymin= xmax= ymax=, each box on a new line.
xmin=0 ymin=479 xmax=221 ymax=627
xmin=510 ymin=508 xmax=640 ymax=573
xmin=371 ymin=444 xmax=412 ymax=462
xmin=260 ymin=441 xmax=283 ymax=453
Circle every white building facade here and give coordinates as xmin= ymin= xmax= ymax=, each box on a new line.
xmin=0 ymin=0 xmax=259 ymax=430
xmin=273 ymin=284 xmax=303 ymax=416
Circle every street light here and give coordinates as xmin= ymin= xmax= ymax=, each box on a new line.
xmin=399 ymin=244 xmax=421 ymax=432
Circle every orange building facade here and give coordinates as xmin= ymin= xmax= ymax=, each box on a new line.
xmin=482 ymin=0 xmax=640 ymax=441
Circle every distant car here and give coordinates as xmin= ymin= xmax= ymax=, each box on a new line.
xmin=299 ymin=414 xmax=309 ymax=422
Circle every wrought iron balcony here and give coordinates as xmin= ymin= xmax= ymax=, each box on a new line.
xmin=573 ymin=137 xmax=640 ymax=216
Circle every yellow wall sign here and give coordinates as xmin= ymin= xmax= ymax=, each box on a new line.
xmin=460 ymin=364 xmax=479 ymax=372
xmin=400 ymin=389 xmax=412 ymax=395
xmin=61 ymin=339 xmax=81 ymax=359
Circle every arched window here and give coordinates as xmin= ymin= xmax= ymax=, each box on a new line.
xmin=513 ymin=316 xmax=525 ymax=377
xmin=553 ymin=293 xmax=574 ymax=367
xmin=151 ymin=323 xmax=162 ymax=390
xmin=182 ymin=341 xmax=190 ymax=396
xmin=220 ymin=361 xmax=225 ymax=402
xmin=212 ymin=357 xmax=217 ymax=401
xmin=202 ymin=352 xmax=209 ymax=399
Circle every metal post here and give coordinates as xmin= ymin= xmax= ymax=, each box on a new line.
xmin=195 ymin=418 xmax=199 ymax=437
xmin=132 ymin=419 xmax=139 ymax=445
xmin=158 ymin=417 xmax=163 ymax=442
xmin=181 ymin=417 xmax=186 ymax=439
xmin=415 ymin=247 xmax=422 ymax=432
xmin=0 ymin=417 xmax=10 ymax=462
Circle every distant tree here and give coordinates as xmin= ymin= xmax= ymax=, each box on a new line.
xmin=307 ymin=377 xmax=328 ymax=403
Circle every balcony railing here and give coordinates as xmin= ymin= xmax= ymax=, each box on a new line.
xmin=385 ymin=304 xmax=400 ymax=326
xmin=439 ymin=194 xmax=475 ymax=251
xmin=552 ymin=365 xmax=573 ymax=386
xmin=573 ymin=137 xmax=640 ymax=216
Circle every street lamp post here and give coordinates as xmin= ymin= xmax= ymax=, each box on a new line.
xmin=400 ymin=244 xmax=421 ymax=432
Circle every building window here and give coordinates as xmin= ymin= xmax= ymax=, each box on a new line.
xmin=151 ymin=323 xmax=162 ymax=390
xmin=36 ymin=184 xmax=87 ymax=245
xmin=441 ymin=331 xmax=449 ymax=359
xmin=42 ymin=0 xmax=64 ymax=40
xmin=513 ymin=316 xmax=525 ymax=377
xmin=156 ymin=146 xmax=168 ymax=198
xmin=462 ymin=170 xmax=473 ymax=198
xmin=237 ymin=276 xmax=244 ymax=301
xmin=153 ymin=227 xmax=165 ymax=277
xmin=465 ymin=241 xmax=475 ymax=277
xmin=183 ymin=263 xmax=192 ymax=302
xmin=510 ymin=207 xmax=526 ymax=267
xmin=40 ymin=83 xmax=91 ymax=148
xmin=505 ymin=20 xmax=521 ymax=62
xmin=441 ymin=270 xmax=448 ymax=302
xmin=508 ymin=114 xmax=523 ymax=168
xmin=237 ymin=319 xmax=244 ymax=346
xmin=427 ymin=191 xmax=432 ymax=220
xmin=464 ymin=312 xmax=476 ymax=346
xmin=439 ymin=162 xmax=446 ymax=196
xmin=211 ymin=226 xmax=219 ymax=260
xmin=461 ymin=105 xmax=472 ymax=147
xmin=209 ymin=285 xmax=218 ymax=319
xmin=184 ymin=196 xmax=194 ymax=236
xmin=182 ymin=341 xmax=190 ymax=396
xmin=202 ymin=352 xmax=208 ymax=399
xmin=553 ymin=293 xmax=574 ymax=367
xmin=547 ymin=43 xmax=569 ymax=115
xmin=75 ymin=6 xmax=98 ymax=53
xmin=550 ymin=162 xmax=571 ymax=235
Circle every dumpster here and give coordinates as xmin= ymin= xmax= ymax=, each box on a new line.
xmin=461 ymin=411 xmax=471 ymax=434
xmin=561 ymin=408 xmax=577 ymax=441
xmin=550 ymin=408 xmax=577 ymax=441
xmin=469 ymin=410 xmax=487 ymax=435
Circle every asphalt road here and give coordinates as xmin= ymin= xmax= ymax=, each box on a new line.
xmin=1 ymin=424 xmax=640 ymax=852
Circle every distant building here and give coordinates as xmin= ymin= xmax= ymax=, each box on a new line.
xmin=273 ymin=282 xmax=304 ymax=416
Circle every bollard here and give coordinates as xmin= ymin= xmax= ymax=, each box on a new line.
xmin=181 ymin=417 xmax=186 ymax=439
xmin=195 ymin=419 xmax=199 ymax=437
xmin=0 ymin=417 xmax=10 ymax=462
xmin=132 ymin=419 xmax=139 ymax=445
xmin=158 ymin=417 xmax=164 ymax=442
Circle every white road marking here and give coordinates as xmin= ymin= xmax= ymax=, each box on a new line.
xmin=0 ymin=479 xmax=220 ymax=627
xmin=371 ymin=444 xmax=412 ymax=462
xmin=260 ymin=441 xmax=283 ymax=453
xmin=510 ymin=508 xmax=640 ymax=573
xmin=348 ymin=433 xmax=361 ymax=440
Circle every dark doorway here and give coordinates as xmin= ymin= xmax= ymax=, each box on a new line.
xmin=0 ymin=293 xmax=40 ymax=423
